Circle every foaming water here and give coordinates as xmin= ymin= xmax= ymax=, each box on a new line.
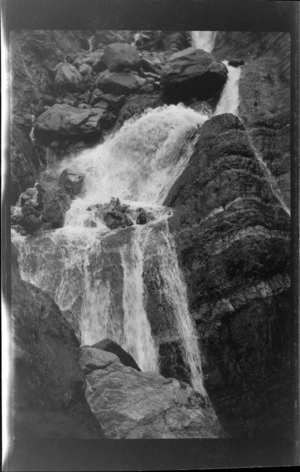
xmin=214 ymin=61 xmax=241 ymax=116
xmin=14 ymin=103 xmax=209 ymax=384
xmin=191 ymin=31 xmax=217 ymax=53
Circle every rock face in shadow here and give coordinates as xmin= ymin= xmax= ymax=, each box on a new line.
xmin=80 ymin=347 xmax=223 ymax=439
xmin=164 ymin=113 xmax=293 ymax=437
xmin=161 ymin=48 xmax=228 ymax=103
xmin=11 ymin=244 xmax=104 ymax=439
xmin=42 ymin=184 xmax=71 ymax=228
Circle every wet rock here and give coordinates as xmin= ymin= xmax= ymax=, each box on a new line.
xmin=75 ymin=50 xmax=106 ymax=73
xmin=58 ymin=167 xmax=85 ymax=199
xmin=115 ymin=93 xmax=163 ymax=129
xmin=42 ymin=184 xmax=71 ymax=228
xmin=34 ymin=104 xmax=108 ymax=140
xmin=80 ymin=350 xmax=222 ymax=439
xmin=102 ymin=43 xmax=140 ymax=72
xmin=11 ymin=247 xmax=103 ymax=438
xmin=100 ymin=93 xmax=126 ymax=110
xmin=96 ymin=70 xmax=146 ymax=96
xmin=103 ymin=209 xmax=134 ymax=230
xmin=136 ymin=208 xmax=154 ymax=225
xmin=161 ymin=47 xmax=228 ymax=103
xmin=92 ymin=338 xmax=141 ymax=371
xmin=54 ymin=62 xmax=82 ymax=91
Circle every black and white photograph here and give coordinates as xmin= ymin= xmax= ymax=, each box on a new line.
xmin=2 ymin=0 xmax=299 ymax=470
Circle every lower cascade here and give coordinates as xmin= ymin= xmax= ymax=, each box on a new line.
xmin=14 ymin=104 xmax=208 ymax=391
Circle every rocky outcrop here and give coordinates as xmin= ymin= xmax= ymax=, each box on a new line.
xmin=92 ymin=338 xmax=141 ymax=371
xmin=11 ymin=245 xmax=103 ymax=439
xmin=42 ymin=184 xmax=71 ymax=228
xmin=58 ymin=167 xmax=85 ymax=199
xmin=161 ymin=48 xmax=228 ymax=103
xmin=165 ymin=113 xmax=292 ymax=437
xmin=102 ymin=43 xmax=140 ymax=72
xmin=96 ymin=70 xmax=146 ymax=96
xmin=80 ymin=346 xmax=222 ymax=439
xmin=54 ymin=62 xmax=82 ymax=91
xmin=34 ymin=104 xmax=109 ymax=141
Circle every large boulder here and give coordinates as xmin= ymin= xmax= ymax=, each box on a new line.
xmin=96 ymin=70 xmax=146 ymax=96
xmin=80 ymin=347 xmax=222 ymax=439
xmin=58 ymin=167 xmax=85 ymax=199
xmin=54 ymin=62 xmax=82 ymax=91
xmin=92 ymin=338 xmax=141 ymax=371
xmin=115 ymin=93 xmax=163 ymax=129
xmin=11 ymin=245 xmax=103 ymax=438
xmin=102 ymin=42 xmax=140 ymax=72
xmin=34 ymin=104 xmax=108 ymax=140
xmin=42 ymin=184 xmax=71 ymax=228
xmin=161 ymin=47 xmax=228 ymax=103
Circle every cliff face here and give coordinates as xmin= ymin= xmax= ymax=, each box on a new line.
xmin=8 ymin=30 xmax=292 ymax=439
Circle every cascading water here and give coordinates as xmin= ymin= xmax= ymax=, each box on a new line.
xmin=214 ymin=60 xmax=241 ymax=116
xmin=14 ymin=104 xmax=209 ymax=385
xmin=191 ymin=31 xmax=217 ymax=53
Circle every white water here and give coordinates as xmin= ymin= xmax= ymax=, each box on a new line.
xmin=191 ymin=31 xmax=217 ymax=53
xmin=214 ymin=61 xmax=241 ymax=116
xmin=88 ymin=36 xmax=95 ymax=53
xmin=14 ymin=104 xmax=209 ymax=384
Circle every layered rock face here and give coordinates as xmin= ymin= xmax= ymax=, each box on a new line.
xmin=214 ymin=32 xmax=291 ymax=207
xmin=80 ymin=347 xmax=222 ymax=439
xmin=11 ymin=245 xmax=103 ymax=439
xmin=165 ymin=114 xmax=292 ymax=436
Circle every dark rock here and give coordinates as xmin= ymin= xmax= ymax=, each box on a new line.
xmin=136 ymin=208 xmax=154 ymax=225
xmin=96 ymin=70 xmax=146 ymax=96
xmin=92 ymin=338 xmax=141 ymax=371
xmin=164 ymin=113 xmax=292 ymax=437
xmin=115 ymin=93 xmax=163 ymax=129
xmin=58 ymin=167 xmax=85 ymax=199
xmin=10 ymin=125 xmax=40 ymax=205
xmin=42 ymin=184 xmax=71 ymax=228
xmin=161 ymin=47 xmax=228 ymax=103
xmin=100 ymin=94 xmax=126 ymax=110
xmin=11 ymin=247 xmax=103 ymax=438
xmin=34 ymin=104 xmax=108 ymax=140
xmin=74 ymin=51 xmax=106 ymax=74
xmin=54 ymin=62 xmax=82 ymax=91
xmin=138 ymin=83 xmax=155 ymax=94
xmin=102 ymin=43 xmax=140 ymax=72
xmin=19 ymin=205 xmax=42 ymax=234
xmin=141 ymin=57 xmax=161 ymax=75
xmin=228 ymin=59 xmax=245 ymax=67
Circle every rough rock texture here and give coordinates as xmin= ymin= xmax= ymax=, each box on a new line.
xmin=102 ymin=42 xmax=140 ymax=72
xmin=58 ymin=167 xmax=85 ymax=199
xmin=34 ymin=104 xmax=108 ymax=140
xmin=42 ymin=184 xmax=71 ymax=228
xmin=80 ymin=347 xmax=222 ymax=439
xmin=115 ymin=93 xmax=163 ymax=129
xmin=10 ymin=125 xmax=40 ymax=205
xmin=96 ymin=70 xmax=146 ymax=96
xmin=161 ymin=48 xmax=228 ymax=103
xmin=164 ymin=114 xmax=293 ymax=437
xmin=92 ymin=338 xmax=141 ymax=371
xmin=11 ymin=245 xmax=103 ymax=439
xmin=54 ymin=62 xmax=82 ymax=91
xmin=214 ymin=32 xmax=291 ymax=207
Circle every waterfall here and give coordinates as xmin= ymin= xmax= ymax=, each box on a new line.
xmin=214 ymin=61 xmax=241 ymax=116
xmin=88 ymin=36 xmax=95 ymax=53
xmin=14 ymin=104 xmax=209 ymax=387
xmin=191 ymin=31 xmax=217 ymax=53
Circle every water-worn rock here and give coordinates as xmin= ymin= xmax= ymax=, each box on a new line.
xmin=34 ymin=104 xmax=108 ymax=140
xmin=96 ymin=70 xmax=146 ymax=96
xmin=165 ymin=113 xmax=292 ymax=437
xmin=54 ymin=62 xmax=82 ymax=91
xmin=92 ymin=338 xmax=141 ymax=371
xmin=161 ymin=47 xmax=228 ymax=103
xmin=58 ymin=167 xmax=85 ymax=199
xmin=115 ymin=93 xmax=163 ymax=129
xmin=80 ymin=347 xmax=222 ymax=439
xmin=11 ymin=245 xmax=103 ymax=439
xmin=42 ymin=184 xmax=71 ymax=228
xmin=102 ymin=43 xmax=140 ymax=72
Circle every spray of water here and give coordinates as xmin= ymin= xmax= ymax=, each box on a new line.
xmin=191 ymin=31 xmax=217 ymax=53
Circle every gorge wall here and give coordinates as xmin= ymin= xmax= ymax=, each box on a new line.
xmin=8 ymin=30 xmax=293 ymax=439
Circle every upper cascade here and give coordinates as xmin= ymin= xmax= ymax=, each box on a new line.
xmin=191 ymin=31 xmax=218 ymax=53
